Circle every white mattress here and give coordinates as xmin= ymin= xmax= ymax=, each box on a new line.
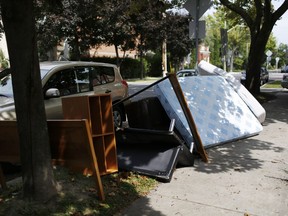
xmin=154 ymin=76 xmax=263 ymax=150
xmin=197 ymin=60 xmax=266 ymax=123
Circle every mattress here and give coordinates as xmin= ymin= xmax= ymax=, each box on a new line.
xmin=197 ymin=60 xmax=266 ymax=123
xmin=154 ymin=76 xmax=263 ymax=149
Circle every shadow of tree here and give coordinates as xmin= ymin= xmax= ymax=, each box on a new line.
xmin=193 ymin=138 xmax=285 ymax=174
xmin=118 ymin=196 xmax=166 ymax=216
xmin=261 ymin=91 xmax=288 ymax=125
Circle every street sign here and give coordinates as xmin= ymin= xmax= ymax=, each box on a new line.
xmin=184 ymin=0 xmax=212 ymax=20
xmin=266 ymin=50 xmax=272 ymax=57
xmin=189 ymin=20 xmax=206 ymax=39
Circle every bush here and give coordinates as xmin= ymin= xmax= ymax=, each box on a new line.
xmin=80 ymin=56 xmax=144 ymax=79
xmin=145 ymin=52 xmax=162 ymax=77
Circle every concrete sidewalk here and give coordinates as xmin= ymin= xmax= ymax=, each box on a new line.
xmin=119 ymin=89 xmax=288 ymax=216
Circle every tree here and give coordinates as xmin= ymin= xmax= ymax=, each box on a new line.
xmin=216 ymin=0 xmax=288 ymax=95
xmin=204 ymin=11 xmax=224 ymax=68
xmin=265 ymin=33 xmax=278 ymax=68
xmin=98 ymin=0 xmax=136 ymax=67
xmin=35 ymin=0 xmax=104 ymax=61
xmin=165 ymin=12 xmax=192 ymax=71
xmin=0 ymin=0 xmax=57 ymax=201
xmin=129 ymin=0 xmax=169 ymax=78
xmin=277 ymin=43 xmax=288 ymax=67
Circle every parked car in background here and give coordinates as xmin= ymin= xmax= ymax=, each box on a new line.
xmin=176 ymin=69 xmax=198 ymax=77
xmin=240 ymin=67 xmax=269 ymax=86
xmin=281 ymin=74 xmax=288 ymax=89
xmin=281 ymin=65 xmax=288 ymax=73
xmin=0 ymin=61 xmax=129 ymax=127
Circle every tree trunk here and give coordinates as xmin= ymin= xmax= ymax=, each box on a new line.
xmin=245 ymin=25 xmax=272 ymax=95
xmin=0 ymin=0 xmax=57 ymax=201
xmin=114 ymin=44 xmax=121 ymax=68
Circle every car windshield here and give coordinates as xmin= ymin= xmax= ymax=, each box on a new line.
xmin=0 ymin=69 xmax=50 ymax=97
xmin=0 ymin=74 xmax=13 ymax=97
xmin=177 ymin=70 xmax=198 ymax=77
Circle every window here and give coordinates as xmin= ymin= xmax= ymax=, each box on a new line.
xmin=44 ymin=69 xmax=77 ymax=96
xmin=91 ymin=66 xmax=115 ymax=87
xmin=74 ymin=67 xmax=90 ymax=92
xmin=43 ymin=65 xmax=115 ymax=97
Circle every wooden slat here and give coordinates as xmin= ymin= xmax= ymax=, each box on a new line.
xmin=0 ymin=119 xmax=105 ymax=200
xmin=168 ymin=73 xmax=209 ymax=162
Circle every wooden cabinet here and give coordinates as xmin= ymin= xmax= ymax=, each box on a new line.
xmin=62 ymin=94 xmax=118 ymax=175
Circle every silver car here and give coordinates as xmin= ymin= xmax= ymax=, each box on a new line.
xmin=176 ymin=69 xmax=198 ymax=77
xmin=0 ymin=61 xmax=129 ymax=127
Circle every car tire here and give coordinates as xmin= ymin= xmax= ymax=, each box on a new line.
xmin=113 ymin=105 xmax=123 ymax=128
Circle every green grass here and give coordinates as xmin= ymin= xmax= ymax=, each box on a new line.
xmin=262 ymin=80 xmax=282 ymax=88
xmin=0 ymin=167 xmax=158 ymax=216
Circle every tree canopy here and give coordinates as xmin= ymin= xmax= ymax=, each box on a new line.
xmin=32 ymin=0 xmax=192 ymax=70
xmin=215 ymin=0 xmax=288 ymax=95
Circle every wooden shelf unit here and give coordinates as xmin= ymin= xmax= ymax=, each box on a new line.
xmin=62 ymin=94 xmax=118 ymax=175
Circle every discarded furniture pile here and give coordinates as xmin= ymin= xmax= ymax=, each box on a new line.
xmin=0 ymin=94 xmax=117 ymax=201
xmin=115 ymin=61 xmax=265 ymax=182
xmin=0 ymin=61 xmax=266 ymax=200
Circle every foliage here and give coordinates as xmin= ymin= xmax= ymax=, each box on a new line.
xmin=214 ymin=0 xmax=288 ymax=95
xmin=36 ymin=0 xmax=105 ymax=61
xmin=80 ymin=56 xmax=143 ymax=79
xmin=277 ymin=43 xmax=288 ymax=67
xmin=146 ymin=51 xmax=163 ymax=77
xmin=165 ymin=12 xmax=192 ymax=71
xmin=204 ymin=12 xmax=223 ymax=68
xmin=34 ymin=0 xmax=190 ymax=74
xmin=205 ymin=2 xmax=281 ymax=71
xmin=0 ymin=49 xmax=8 ymax=69
xmin=97 ymin=0 xmax=137 ymax=67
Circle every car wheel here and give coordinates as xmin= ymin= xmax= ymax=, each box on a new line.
xmin=113 ymin=106 xmax=123 ymax=128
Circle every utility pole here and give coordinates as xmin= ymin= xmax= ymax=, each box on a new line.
xmin=184 ymin=0 xmax=211 ymax=68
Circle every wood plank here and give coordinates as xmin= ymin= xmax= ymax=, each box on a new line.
xmin=168 ymin=73 xmax=209 ymax=162
xmin=0 ymin=120 xmax=105 ymax=200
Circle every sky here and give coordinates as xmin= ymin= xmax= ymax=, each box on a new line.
xmin=272 ymin=1 xmax=288 ymax=45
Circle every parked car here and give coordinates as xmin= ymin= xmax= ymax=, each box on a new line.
xmin=281 ymin=65 xmax=288 ymax=73
xmin=240 ymin=67 xmax=269 ymax=86
xmin=176 ymin=69 xmax=198 ymax=77
xmin=0 ymin=61 xmax=129 ymax=127
xmin=281 ymin=74 xmax=288 ymax=89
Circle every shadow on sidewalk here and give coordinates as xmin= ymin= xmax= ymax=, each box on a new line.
xmin=192 ymin=138 xmax=284 ymax=174
xmin=117 ymin=196 xmax=166 ymax=216
xmin=262 ymin=91 xmax=288 ymax=125
xmin=192 ymin=90 xmax=287 ymax=174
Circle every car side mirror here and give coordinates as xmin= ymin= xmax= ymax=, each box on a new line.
xmin=45 ymin=88 xmax=60 ymax=98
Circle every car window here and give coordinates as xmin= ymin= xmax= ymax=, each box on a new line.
xmin=44 ymin=69 xmax=78 ymax=96
xmin=74 ymin=67 xmax=90 ymax=93
xmin=91 ymin=66 xmax=115 ymax=86
xmin=0 ymin=74 xmax=13 ymax=97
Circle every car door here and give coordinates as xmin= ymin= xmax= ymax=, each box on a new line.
xmin=43 ymin=67 xmax=93 ymax=119
xmin=90 ymin=65 xmax=125 ymax=101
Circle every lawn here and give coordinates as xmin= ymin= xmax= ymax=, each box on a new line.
xmin=0 ymin=167 xmax=158 ymax=216
xmin=262 ymin=80 xmax=282 ymax=88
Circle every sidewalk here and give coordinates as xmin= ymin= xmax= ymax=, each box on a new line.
xmin=120 ymin=89 xmax=288 ymax=216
